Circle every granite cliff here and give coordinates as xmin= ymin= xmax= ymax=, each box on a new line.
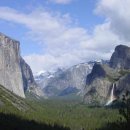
xmin=110 ymin=45 xmax=130 ymax=69
xmin=0 ymin=33 xmax=43 ymax=98
xmin=35 ymin=63 xmax=93 ymax=97
xmin=20 ymin=57 xmax=43 ymax=96
xmin=84 ymin=45 xmax=130 ymax=106
xmin=35 ymin=60 xmax=108 ymax=98
xmin=0 ymin=33 xmax=25 ymax=98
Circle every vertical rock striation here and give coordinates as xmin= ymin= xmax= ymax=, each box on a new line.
xmin=0 ymin=33 xmax=25 ymax=98
xmin=20 ymin=57 xmax=44 ymax=96
xmin=0 ymin=33 xmax=43 ymax=98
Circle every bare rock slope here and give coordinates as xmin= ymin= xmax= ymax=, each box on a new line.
xmin=0 ymin=33 xmax=43 ymax=98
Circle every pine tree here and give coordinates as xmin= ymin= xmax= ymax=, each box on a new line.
xmin=119 ymin=90 xmax=130 ymax=124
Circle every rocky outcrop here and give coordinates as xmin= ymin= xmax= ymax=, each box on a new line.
xmin=0 ymin=33 xmax=25 ymax=98
xmin=84 ymin=78 xmax=111 ymax=105
xmin=115 ymin=73 xmax=130 ymax=96
xmin=20 ymin=57 xmax=35 ymax=91
xmin=84 ymin=45 xmax=130 ymax=105
xmin=86 ymin=64 xmax=106 ymax=85
xmin=0 ymin=33 xmax=43 ymax=98
xmin=84 ymin=64 xmax=120 ymax=105
xmin=110 ymin=45 xmax=130 ymax=69
xmin=20 ymin=57 xmax=44 ymax=96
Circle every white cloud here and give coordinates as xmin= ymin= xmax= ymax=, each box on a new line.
xmin=81 ymin=22 xmax=119 ymax=52
xmin=96 ymin=0 xmax=130 ymax=41
xmin=49 ymin=0 xmax=73 ymax=4
xmin=24 ymin=20 xmax=120 ymax=72
xmin=0 ymin=1 xmax=130 ymax=72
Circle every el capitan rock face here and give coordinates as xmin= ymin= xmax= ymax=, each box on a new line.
xmin=0 ymin=33 xmax=25 ymax=98
xmin=84 ymin=45 xmax=130 ymax=105
xmin=0 ymin=33 xmax=43 ymax=98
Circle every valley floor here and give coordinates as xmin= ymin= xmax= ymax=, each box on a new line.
xmin=0 ymin=95 xmax=124 ymax=130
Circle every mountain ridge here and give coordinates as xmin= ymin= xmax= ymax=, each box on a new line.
xmin=35 ymin=60 xmax=109 ymax=98
xmin=84 ymin=45 xmax=130 ymax=105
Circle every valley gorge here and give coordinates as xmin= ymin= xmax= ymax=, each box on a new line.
xmin=0 ymin=1 xmax=130 ymax=130
xmin=1 ymin=32 xmax=130 ymax=107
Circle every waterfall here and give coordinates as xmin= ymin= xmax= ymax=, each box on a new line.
xmin=110 ymin=83 xmax=115 ymax=102
xmin=105 ymin=83 xmax=115 ymax=106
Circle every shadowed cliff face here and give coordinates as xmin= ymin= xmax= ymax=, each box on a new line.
xmin=115 ymin=74 xmax=130 ymax=96
xmin=110 ymin=45 xmax=130 ymax=69
xmin=20 ymin=57 xmax=43 ymax=97
xmin=84 ymin=45 xmax=130 ymax=106
xmin=0 ymin=33 xmax=25 ymax=98
xmin=20 ymin=57 xmax=35 ymax=92
xmin=86 ymin=63 xmax=106 ymax=85
xmin=20 ymin=57 xmax=38 ymax=91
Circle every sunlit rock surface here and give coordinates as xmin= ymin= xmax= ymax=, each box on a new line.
xmin=0 ymin=33 xmax=25 ymax=98
xmin=0 ymin=33 xmax=43 ymax=98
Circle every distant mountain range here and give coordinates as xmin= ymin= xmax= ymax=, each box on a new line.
xmin=34 ymin=60 xmax=109 ymax=98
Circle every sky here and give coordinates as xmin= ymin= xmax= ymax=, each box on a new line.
xmin=0 ymin=0 xmax=130 ymax=73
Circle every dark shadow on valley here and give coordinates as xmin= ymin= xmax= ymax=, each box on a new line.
xmin=0 ymin=113 xmax=70 ymax=130
xmin=97 ymin=121 xmax=129 ymax=130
